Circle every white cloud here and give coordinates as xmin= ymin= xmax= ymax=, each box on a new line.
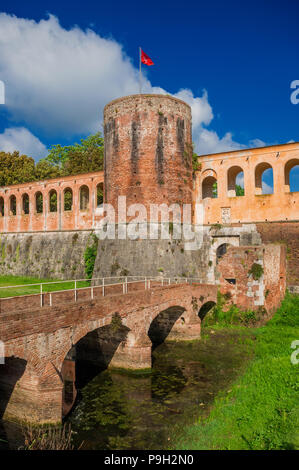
xmin=0 ymin=13 xmax=140 ymax=136
xmin=0 ymin=127 xmax=47 ymax=159
xmin=249 ymin=138 xmax=267 ymax=148
xmin=194 ymin=129 xmax=245 ymax=155
xmin=236 ymin=173 xmax=244 ymax=187
xmin=0 ymin=12 xmax=267 ymax=156
xmin=173 ymin=89 xmax=213 ymax=128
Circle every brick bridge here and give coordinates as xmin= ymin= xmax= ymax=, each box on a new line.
xmin=0 ymin=278 xmax=217 ymax=424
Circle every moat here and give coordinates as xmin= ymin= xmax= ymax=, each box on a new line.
xmin=0 ymin=328 xmax=253 ymax=450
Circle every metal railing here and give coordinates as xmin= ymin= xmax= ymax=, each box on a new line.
xmin=0 ymin=275 xmax=204 ymax=307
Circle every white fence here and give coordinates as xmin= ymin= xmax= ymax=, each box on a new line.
xmin=0 ymin=275 xmax=204 ymax=308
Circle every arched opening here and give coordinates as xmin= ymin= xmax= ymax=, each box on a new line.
xmin=285 ymin=159 xmax=299 ymax=193
xmin=202 ymin=176 xmax=217 ymax=199
xmin=22 ymin=193 xmax=29 ymax=215
xmin=61 ymin=315 xmax=130 ymax=417
xmin=148 ymin=306 xmax=185 ymax=351
xmin=0 ymin=197 xmax=4 ymax=217
xmin=227 ymin=166 xmax=244 ymax=197
xmin=198 ymin=301 xmax=216 ymax=321
xmin=216 ymin=243 xmax=230 ymax=264
xmin=64 ymin=188 xmax=73 ymax=211
xmin=35 ymin=192 xmax=43 ymax=214
xmin=255 ymin=162 xmax=273 ymax=195
xmin=0 ymin=357 xmax=27 ymax=420
xmin=96 ymin=183 xmax=104 ymax=207
xmin=80 ymin=185 xmax=89 ymax=211
xmin=49 ymin=189 xmax=57 ymax=212
xmin=9 ymin=195 xmax=16 ymax=216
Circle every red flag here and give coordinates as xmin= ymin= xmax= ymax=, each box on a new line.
xmin=141 ymin=49 xmax=154 ymax=66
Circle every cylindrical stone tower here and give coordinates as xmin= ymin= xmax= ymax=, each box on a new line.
xmin=103 ymin=94 xmax=193 ymax=220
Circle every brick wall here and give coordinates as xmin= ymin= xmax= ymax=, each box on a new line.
xmin=0 ymin=171 xmax=103 ymax=233
xmin=217 ymin=244 xmax=286 ymax=316
xmin=0 ymin=282 xmax=217 ymax=423
xmin=104 ymin=94 xmax=193 ymax=221
xmin=256 ymin=221 xmax=299 ymax=286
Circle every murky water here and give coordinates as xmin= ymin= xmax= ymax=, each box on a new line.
xmin=0 ymin=329 xmax=254 ymax=450
xmin=69 ymin=329 xmax=253 ymax=450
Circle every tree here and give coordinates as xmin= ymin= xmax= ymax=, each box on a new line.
xmin=44 ymin=132 xmax=104 ymax=176
xmin=35 ymin=159 xmax=62 ymax=181
xmin=236 ymin=184 xmax=245 ymax=196
xmin=0 ymin=151 xmax=36 ymax=186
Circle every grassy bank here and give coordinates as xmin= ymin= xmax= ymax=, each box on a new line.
xmin=176 ymin=292 xmax=299 ymax=450
xmin=0 ymin=275 xmax=90 ymax=298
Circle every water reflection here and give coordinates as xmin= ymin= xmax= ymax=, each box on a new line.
xmin=1 ymin=330 xmax=253 ymax=450
xmin=69 ymin=331 xmax=253 ymax=450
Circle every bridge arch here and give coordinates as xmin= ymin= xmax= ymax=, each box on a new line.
xmin=0 ymin=356 xmax=27 ymax=420
xmin=58 ymin=314 xmax=131 ymax=417
xmin=148 ymin=305 xmax=186 ymax=350
xmin=198 ymin=301 xmax=216 ymax=321
xmin=0 ymin=347 xmax=51 ymax=423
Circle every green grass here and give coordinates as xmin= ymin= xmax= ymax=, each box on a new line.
xmin=0 ymin=275 xmax=90 ymax=298
xmin=175 ymin=292 xmax=299 ymax=450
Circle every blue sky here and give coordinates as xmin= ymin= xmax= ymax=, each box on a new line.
xmin=0 ymin=0 xmax=298 ymax=189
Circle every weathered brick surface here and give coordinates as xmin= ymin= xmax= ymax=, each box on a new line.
xmin=0 ymin=282 xmax=217 ymax=424
xmin=195 ymin=142 xmax=299 ymax=225
xmin=217 ymin=244 xmax=286 ymax=316
xmin=256 ymin=221 xmax=299 ymax=286
xmin=104 ymin=94 xmax=193 ymax=221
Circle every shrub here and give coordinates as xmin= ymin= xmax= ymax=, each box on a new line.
xmin=84 ymin=234 xmax=98 ymax=279
xmin=248 ymin=263 xmax=264 ymax=280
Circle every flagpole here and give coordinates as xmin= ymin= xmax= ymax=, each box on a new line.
xmin=139 ymin=46 xmax=142 ymax=94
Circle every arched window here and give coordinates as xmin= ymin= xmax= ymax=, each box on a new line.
xmin=9 ymin=195 xmax=16 ymax=216
xmin=49 ymin=189 xmax=57 ymax=212
xmin=202 ymin=176 xmax=217 ymax=199
xmin=227 ymin=166 xmax=244 ymax=197
xmin=0 ymin=197 xmax=4 ymax=217
xmin=35 ymin=192 xmax=43 ymax=214
xmin=22 ymin=193 xmax=30 ymax=215
xmin=80 ymin=185 xmax=89 ymax=211
xmin=285 ymin=159 xmax=299 ymax=193
xmin=64 ymin=188 xmax=73 ymax=211
xmin=216 ymin=243 xmax=230 ymax=264
xmin=255 ymin=162 xmax=273 ymax=195
xmin=96 ymin=183 xmax=104 ymax=207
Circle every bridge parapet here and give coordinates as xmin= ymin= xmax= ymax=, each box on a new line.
xmin=0 ymin=276 xmax=205 ymax=315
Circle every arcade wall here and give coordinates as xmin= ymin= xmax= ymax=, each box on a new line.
xmin=195 ymin=142 xmax=299 ymax=225
xmin=0 ymin=171 xmax=104 ymax=233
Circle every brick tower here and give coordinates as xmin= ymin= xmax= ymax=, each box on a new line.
xmin=103 ymin=94 xmax=193 ymax=220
